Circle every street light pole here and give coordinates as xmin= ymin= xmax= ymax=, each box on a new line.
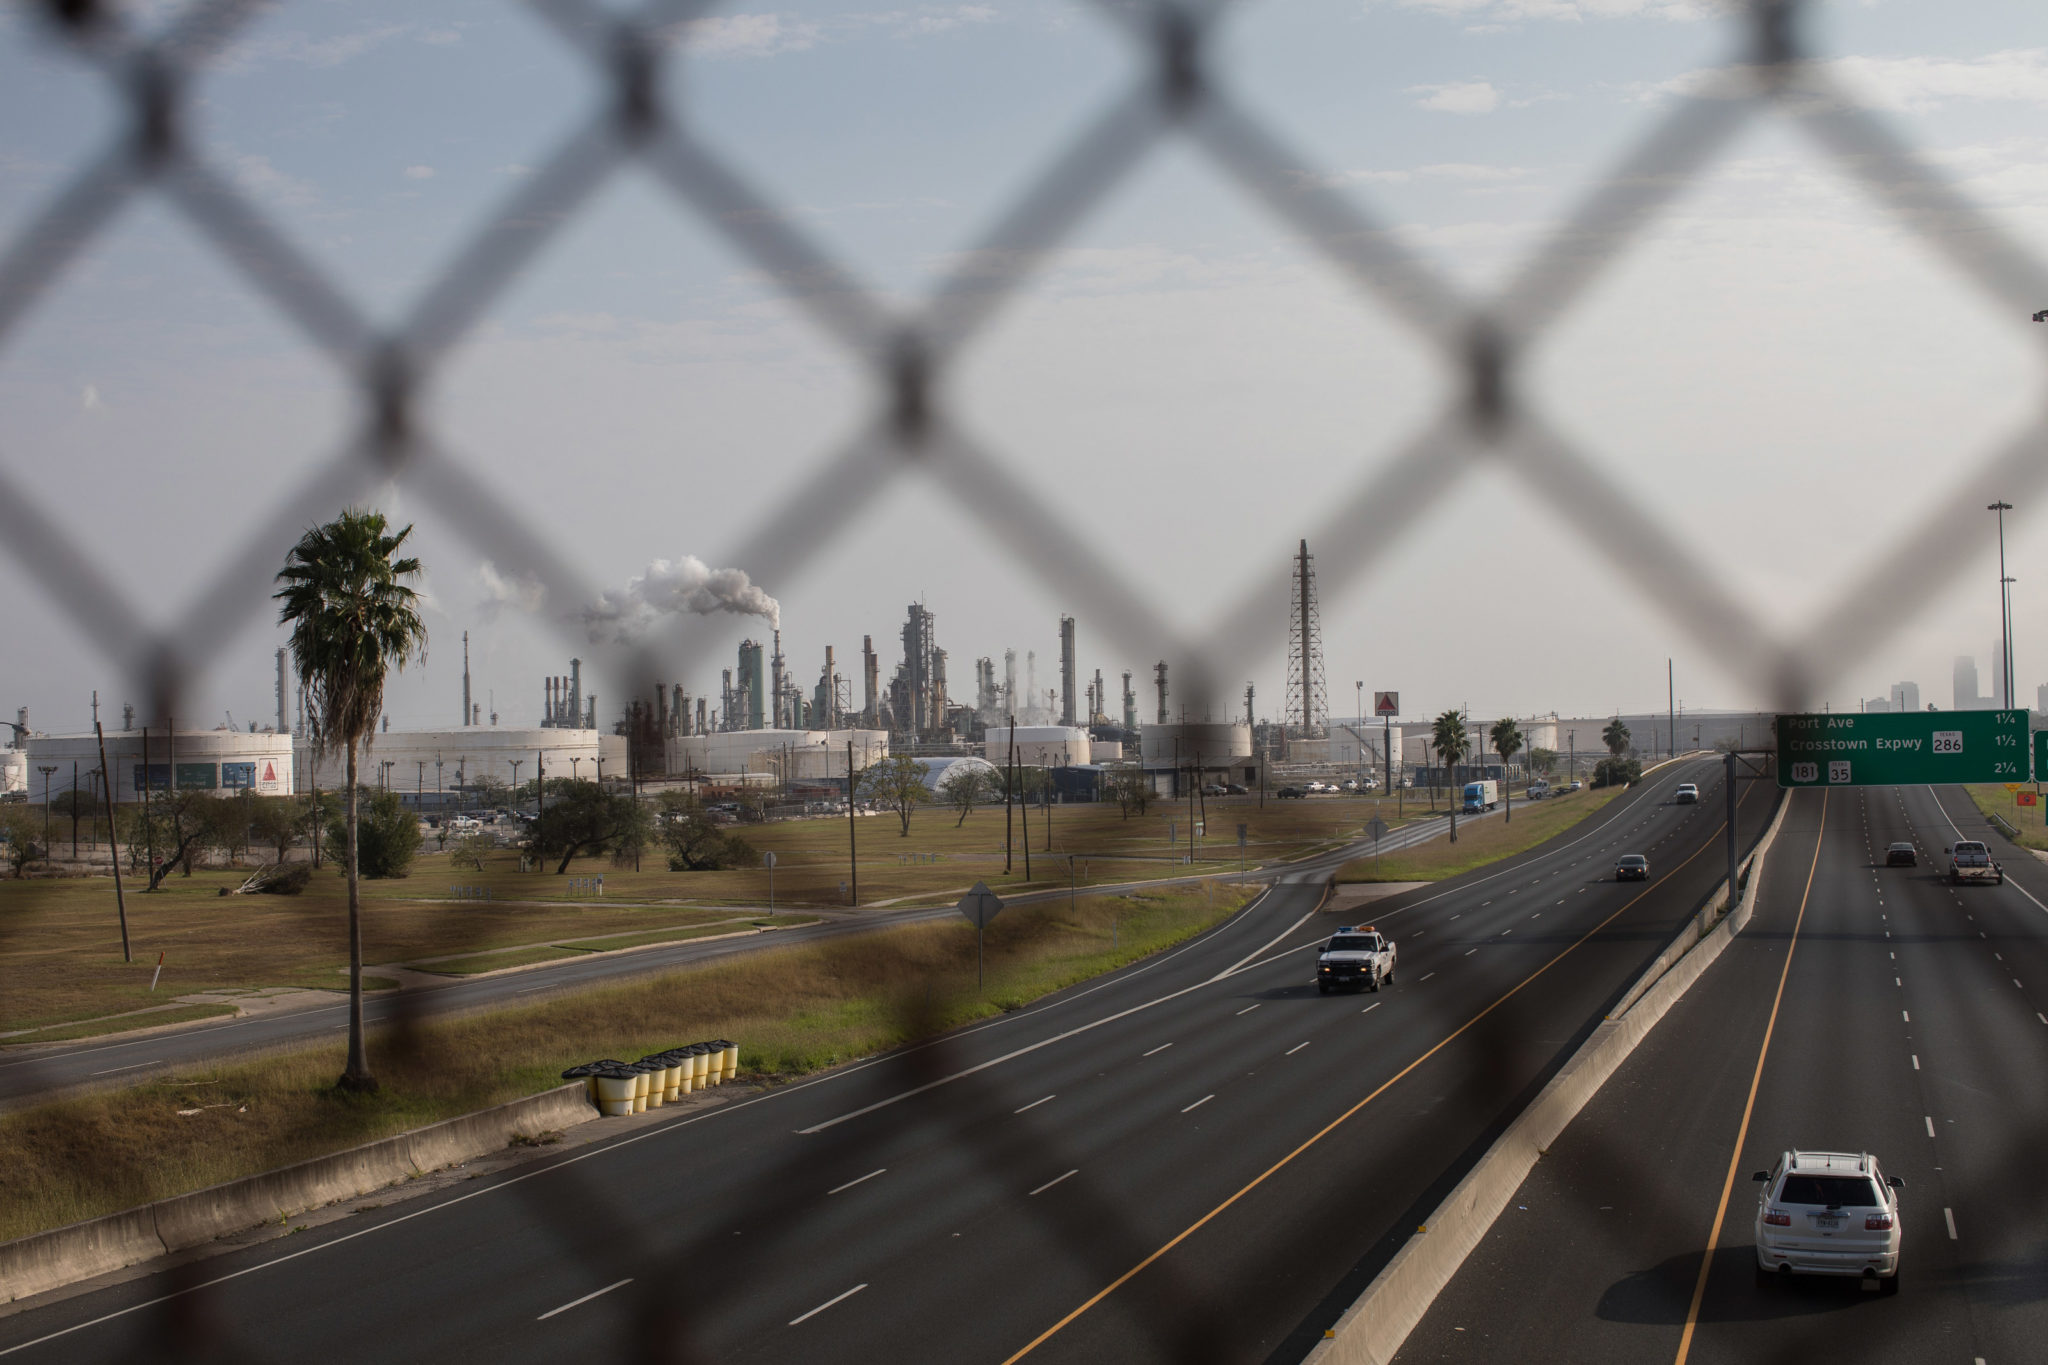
xmin=1991 ymin=501 xmax=2015 ymax=709
xmin=37 ymin=765 xmax=57 ymax=863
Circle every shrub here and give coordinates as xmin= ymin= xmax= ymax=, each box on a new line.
xmin=325 ymin=787 xmax=422 ymax=879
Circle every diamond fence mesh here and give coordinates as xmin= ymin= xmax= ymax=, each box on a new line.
xmin=0 ymin=0 xmax=2043 ymax=1357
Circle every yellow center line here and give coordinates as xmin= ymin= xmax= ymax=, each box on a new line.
xmin=1672 ymin=789 xmax=1827 ymax=1364
xmin=1001 ymin=785 xmax=1759 ymax=1365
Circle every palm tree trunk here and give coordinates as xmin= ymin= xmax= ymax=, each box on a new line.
xmin=339 ymin=740 xmax=376 ymax=1092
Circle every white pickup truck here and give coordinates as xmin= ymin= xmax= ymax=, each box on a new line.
xmin=1946 ymin=841 xmax=2004 ymax=886
xmin=1316 ymin=926 xmax=1397 ymax=995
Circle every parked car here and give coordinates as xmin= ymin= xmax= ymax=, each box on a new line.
xmin=1615 ymin=853 xmax=1649 ymax=882
xmin=1202 ymin=783 xmax=1228 ymax=797
xmin=1884 ymin=842 xmax=1917 ymax=867
xmin=1225 ymin=783 xmax=1248 ymax=795
xmin=1277 ymin=787 xmax=1306 ymax=800
xmin=1753 ymin=1150 xmax=1902 ymax=1292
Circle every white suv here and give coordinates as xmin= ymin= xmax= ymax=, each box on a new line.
xmin=1752 ymin=1150 xmax=1903 ymax=1292
xmin=1674 ymin=783 xmax=1699 ymax=804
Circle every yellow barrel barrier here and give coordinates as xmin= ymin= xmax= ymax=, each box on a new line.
xmin=593 ymin=1066 xmax=638 ymax=1117
xmin=571 ymin=1042 xmax=739 ymax=1116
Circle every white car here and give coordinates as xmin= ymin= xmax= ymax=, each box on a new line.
xmin=1674 ymin=783 xmax=1699 ymax=804
xmin=1753 ymin=1150 xmax=1903 ymax=1292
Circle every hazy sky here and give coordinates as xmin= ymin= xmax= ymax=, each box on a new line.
xmin=3 ymin=0 xmax=2048 ymax=736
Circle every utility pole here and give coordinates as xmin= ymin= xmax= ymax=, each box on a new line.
xmin=1005 ymin=716 xmax=1015 ymax=877
xmin=70 ymin=760 xmax=79 ymax=854
xmin=1991 ymin=501 xmax=2015 ymax=709
xmin=37 ymin=766 xmax=56 ymax=865
xmin=848 ymin=737 xmax=858 ymax=906
xmin=95 ymin=722 xmax=130 ymax=961
xmin=1668 ymin=658 xmax=1675 ymax=761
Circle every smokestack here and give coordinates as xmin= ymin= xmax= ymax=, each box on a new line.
xmin=771 ymin=630 xmax=786 ymax=731
xmin=1154 ymin=661 xmax=1169 ymax=725
xmin=570 ymin=659 xmax=583 ymax=730
xmin=462 ymin=630 xmax=472 ymax=727
xmin=123 ymin=702 xmax=136 ymax=733
xmin=824 ymin=645 xmax=837 ymax=728
xmin=696 ymin=697 xmax=707 ymax=735
xmin=546 ymin=677 xmax=554 ymax=725
xmin=1245 ymin=682 xmax=1255 ymax=727
xmin=1058 ymin=615 xmax=1076 ymax=727
xmin=862 ymin=635 xmax=879 ymax=726
xmin=275 ymin=648 xmax=288 ymax=734
xmin=1092 ymin=668 xmax=1104 ymax=726
xmin=1005 ymin=649 xmax=1017 ymax=715
xmin=1122 ymin=671 xmax=1135 ymax=731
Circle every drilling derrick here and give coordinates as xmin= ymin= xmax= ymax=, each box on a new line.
xmin=1285 ymin=539 xmax=1329 ymax=737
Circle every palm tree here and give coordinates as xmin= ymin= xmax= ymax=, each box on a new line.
xmin=1602 ymin=716 xmax=1631 ymax=758
xmin=1432 ymin=708 xmax=1470 ymax=843
xmin=1490 ymin=717 xmax=1523 ymax=825
xmin=275 ymin=510 xmax=426 ymax=1093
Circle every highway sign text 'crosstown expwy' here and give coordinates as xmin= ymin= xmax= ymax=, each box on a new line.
xmin=1777 ymin=711 xmax=2026 ymax=787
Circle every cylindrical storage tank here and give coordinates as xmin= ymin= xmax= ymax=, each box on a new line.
xmin=1138 ymin=722 xmax=1253 ymax=765
xmin=982 ymin=726 xmax=1091 ymax=768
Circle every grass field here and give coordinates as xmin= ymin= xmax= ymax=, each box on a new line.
xmin=1336 ymin=785 xmax=1624 ymax=883
xmin=1964 ymin=783 xmax=2048 ymax=851
xmin=0 ymin=798 xmax=1383 ymax=1033
xmin=0 ymin=881 xmax=1249 ymax=1244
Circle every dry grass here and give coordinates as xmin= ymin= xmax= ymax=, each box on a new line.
xmin=4 ymin=1004 xmax=239 ymax=1045
xmin=0 ymin=799 xmax=1375 ymax=1031
xmin=0 ymin=881 xmax=1248 ymax=1244
xmin=1337 ymin=786 xmax=1624 ymax=883
xmin=1964 ymin=784 xmax=2047 ymax=850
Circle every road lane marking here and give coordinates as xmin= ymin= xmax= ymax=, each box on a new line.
xmin=1903 ymin=1011 xmax=1909 ymax=1021
xmin=1236 ymin=1005 xmax=1261 ymax=1016
xmin=87 ymin=1061 xmax=161 ymax=1077
xmin=1361 ymin=1003 xmax=1380 ymax=1014
xmin=1464 ymin=949 xmax=1477 ymax=956
xmin=1925 ymin=1117 xmax=1935 ymax=1138
xmin=828 ymin=1169 xmax=887 ymax=1195
xmin=1143 ymin=1044 xmax=1172 ymax=1057
xmin=1285 ymin=1042 xmax=1310 ymax=1056
xmin=1014 ymin=1095 xmax=1055 ymax=1114
xmin=1030 ymin=1170 xmax=1078 ymax=1197
xmin=538 ymin=1278 xmax=632 ymax=1321
xmin=790 ymin=1284 xmax=867 ymax=1326
xmin=1502 ymin=929 xmax=1514 ymax=935
xmin=1418 ymin=972 xmax=1436 ymax=981
xmin=1896 ymin=978 xmax=1901 ymax=987
xmin=1672 ymin=790 xmax=1827 ymax=1365
xmin=1001 ymin=789 xmax=1745 ymax=1365
xmin=1945 ymin=1208 xmax=1958 ymax=1240
xmin=1911 ymin=1055 xmax=1919 ymax=1069
xmin=1181 ymin=1095 xmax=1213 ymax=1113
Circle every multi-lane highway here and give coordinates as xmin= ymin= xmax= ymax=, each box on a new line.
xmin=0 ymin=799 xmax=1493 ymax=1107
xmin=0 ymin=759 xmax=1772 ymax=1362
xmin=1403 ymin=782 xmax=2048 ymax=1364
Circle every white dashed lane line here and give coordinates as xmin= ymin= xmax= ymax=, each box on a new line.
xmin=790 ymin=1284 xmax=867 ymax=1326
xmin=1030 ymin=1170 xmax=1078 ymax=1197
xmin=1945 ymin=1208 xmax=1959 ymax=1240
xmin=1285 ymin=1041 xmax=1310 ymax=1056
xmin=1181 ymin=1095 xmax=1214 ymax=1114
xmin=1926 ymin=1116 xmax=1936 ymax=1138
xmin=828 ymin=1169 xmax=887 ymax=1195
xmin=1236 ymin=1004 xmax=1260 ymax=1016
xmin=1143 ymin=1043 xmax=1172 ymax=1057
xmin=538 ymin=1278 xmax=633 ymax=1322
xmin=1014 ymin=1095 xmax=1055 ymax=1114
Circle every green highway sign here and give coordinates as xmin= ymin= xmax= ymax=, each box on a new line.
xmin=2035 ymin=730 xmax=2048 ymax=782
xmin=1777 ymin=710 xmax=2027 ymax=788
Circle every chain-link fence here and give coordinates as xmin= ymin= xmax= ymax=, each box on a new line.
xmin=3 ymin=0 xmax=2045 ymax=1358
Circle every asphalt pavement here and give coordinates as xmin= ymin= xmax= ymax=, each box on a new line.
xmin=0 ymin=759 xmax=1775 ymax=1363
xmin=0 ymin=798 xmax=1493 ymax=1107
xmin=1400 ymin=782 xmax=2048 ymax=1365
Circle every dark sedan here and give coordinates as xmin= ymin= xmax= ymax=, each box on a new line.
xmin=1615 ymin=854 xmax=1649 ymax=882
xmin=1885 ymin=842 xmax=1917 ymax=867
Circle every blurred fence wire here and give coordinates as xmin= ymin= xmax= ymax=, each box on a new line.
xmin=3 ymin=0 xmax=2047 ymax=1357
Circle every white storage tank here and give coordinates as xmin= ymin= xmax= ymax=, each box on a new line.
xmin=1139 ymin=722 xmax=1252 ymax=764
xmin=28 ymin=729 xmax=296 ymax=801
xmin=983 ymin=726 xmax=1091 ymax=767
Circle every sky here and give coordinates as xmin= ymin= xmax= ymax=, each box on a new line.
xmin=3 ymin=0 xmax=2048 ymax=737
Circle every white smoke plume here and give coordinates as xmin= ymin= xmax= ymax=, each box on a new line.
xmin=476 ymin=560 xmax=546 ymax=619
xmin=582 ymin=555 xmax=780 ymax=642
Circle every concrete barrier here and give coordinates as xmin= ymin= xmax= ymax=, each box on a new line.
xmin=1303 ymin=787 xmax=1792 ymax=1365
xmin=1 ymin=1083 xmax=596 ymax=1305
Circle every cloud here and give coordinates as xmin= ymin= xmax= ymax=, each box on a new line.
xmin=1642 ymin=51 xmax=2048 ymax=112
xmin=581 ymin=556 xmax=781 ymax=642
xmin=1320 ymin=162 xmax=1536 ymax=186
xmin=221 ymin=24 xmax=416 ymax=71
xmin=679 ymin=6 xmax=997 ymax=58
xmin=404 ymin=165 xmax=436 ymax=181
xmin=1372 ymin=0 xmax=1722 ymax=21
xmin=476 ymin=561 xmax=545 ymax=619
xmin=1411 ymin=81 xmax=1502 ymax=114
xmin=228 ymin=152 xmax=318 ymax=208
xmin=80 ymin=384 xmax=101 ymax=412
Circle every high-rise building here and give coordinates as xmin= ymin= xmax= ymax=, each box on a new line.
xmin=1953 ymin=656 xmax=1983 ymax=711
xmin=1889 ymin=681 xmax=1921 ymax=714
xmin=1864 ymin=697 xmax=1891 ymax=713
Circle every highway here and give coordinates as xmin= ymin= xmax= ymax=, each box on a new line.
xmin=0 ymin=798 xmax=1493 ymax=1107
xmin=1402 ymin=782 xmax=2048 ymax=1364
xmin=0 ymin=760 xmax=1771 ymax=1362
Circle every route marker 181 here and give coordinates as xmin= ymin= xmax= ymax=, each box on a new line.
xmin=1777 ymin=711 xmax=2027 ymax=787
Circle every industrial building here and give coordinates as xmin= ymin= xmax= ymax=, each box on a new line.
xmin=24 ymin=728 xmax=296 ymax=801
xmin=297 ymin=727 xmax=621 ymax=803
xmin=668 ymin=729 xmax=889 ymax=783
